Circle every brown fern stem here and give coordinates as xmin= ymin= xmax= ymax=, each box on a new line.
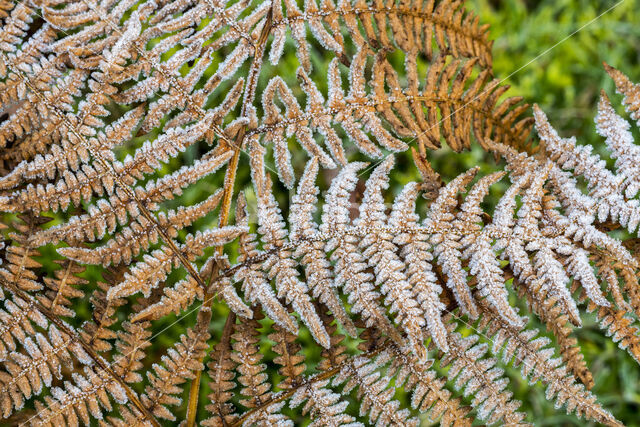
xmin=184 ymin=10 xmax=274 ymax=426
xmin=0 ymin=276 xmax=161 ymax=427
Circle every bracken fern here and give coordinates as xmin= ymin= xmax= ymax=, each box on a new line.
xmin=0 ymin=0 xmax=639 ymax=425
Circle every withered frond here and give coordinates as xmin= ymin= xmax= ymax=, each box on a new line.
xmin=1 ymin=1 xmax=639 ymax=425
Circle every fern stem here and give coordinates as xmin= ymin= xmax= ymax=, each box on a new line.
xmin=184 ymin=9 xmax=274 ymax=425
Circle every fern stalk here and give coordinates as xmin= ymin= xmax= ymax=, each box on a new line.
xmin=185 ymin=10 xmax=275 ymax=425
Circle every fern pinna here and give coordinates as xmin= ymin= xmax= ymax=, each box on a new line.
xmin=0 ymin=0 xmax=639 ymax=425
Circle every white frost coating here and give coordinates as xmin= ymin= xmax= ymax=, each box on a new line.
xmin=102 ymin=11 xmax=141 ymax=68
xmin=596 ymin=93 xmax=640 ymax=199
xmin=562 ymin=247 xmax=609 ymax=307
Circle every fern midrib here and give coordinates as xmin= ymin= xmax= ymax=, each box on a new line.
xmin=49 ymin=260 xmax=73 ymax=312
xmin=249 ymin=95 xmax=523 ymax=143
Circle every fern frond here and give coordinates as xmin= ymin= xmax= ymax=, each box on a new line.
xmin=29 ymin=366 xmax=129 ymax=426
xmin=441 ymin=325 xmax=527 ymax=425
xmin=382 ymin=344 xmax=472 ymax=425
xmin=232 ymin=311 xmax=293 ymax=425
xmin=26 ymin=150 xmax=234 ymax=245
xmin=535 ymin=105 xmax=640 ymax=234
xmin=141 ymin=320 xmax=210 ymax=421
xmin=0 ymin=322 xmax=93 ymax=414
xmin=203 ymin=314 xmax=237 ymax=427
xmin=234 ymin=192 xmax=297 ymax=334
xmin=333 ymin=353 xmax=419 ymax=426
xmin=373 ymin=53 xmax=532 ymax=152
xmin=290 ymin=379 xmax=360 ymax=427
xmin=320 ymin=161 xmax=404 ymax=345
xmin=0 ymin=294 xmax=48 ymax=361
xmin=105 ymin=226 xmax=246 ymax=300
xmin=390 ymin=181 xmax=449 ymax=351
xmin=478 ymin=305 xmax=624 ymax=426
xmin=252 ymin=141 xmax=330 ymax=348
xmin=113 ymin=321 xmax=152 ymax=384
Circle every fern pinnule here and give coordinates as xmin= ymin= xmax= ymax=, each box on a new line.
xmin=38 ymin=259 xmax=87 ymax=318
xmin=427 ymin=167 xmax=480 ymax=319
xmin=141 ymin=316 xmax=210 ymax=421
xmin=390 ymin=181 xmax=448 ymax=351
xmin=234 ymin=191 xmax=298 ymax=334
xmin=357 ymin=156 xmax=428 ymax=360
xmin=60 ymin=188 xmax=224 ymax=267
xmin=333 ymin=352 xmax=420 ymax=426
xmin=440 ymin=325 xmax=528 ymax=425
xmin=478 ymin=303 xmax=624 ymax=427
xmin=104 ymin=225 xmax=246 ymax=301
xmin=202 ymin=313 xmax=236 ymax=427
xmin=381 ymin=343 xmax=472 ymax=426
xmin=291 ymin=159 xmax=357 ymax=337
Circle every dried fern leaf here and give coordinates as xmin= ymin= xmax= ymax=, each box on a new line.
xmin=333 ymin=354 xmax=419 ymax=426
xmin=381 ymin=344 xmax=472 ymax=426
xmin=140 ymin=319 xmax=210 ymax=421
xmin=234 ymin=192 xmax=297 ymax=334
xmin=320 ymin=162 xmax=404 ymax=345
xmin=105 ymin=226 xmax=246 ymax=300
xmin=357 ymin=156 xmax=427 ymax=360
xmin=232 ymin=311 xmax=293 ymax=425
xmin=390 ymin=181 xmax=448 ymax=351
xmin=0 ymin=324 xmax=91 ymax=417
xmin=291 ymin=159 xmax=357 ymax=337
xmin=202 ymin=314 xmax=237 ymax=427
xmin=478 ymin=305 xmax=623 ymax=427
xmin=29 ymin=366 xmax=129 ymax=427
xmin=251 ymin=140 xmax=330 ymax=348
xmin=371 ymin=52 xmax=532 ymax=152
xmin=440 ymin=326 xmax=528 ymax=425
